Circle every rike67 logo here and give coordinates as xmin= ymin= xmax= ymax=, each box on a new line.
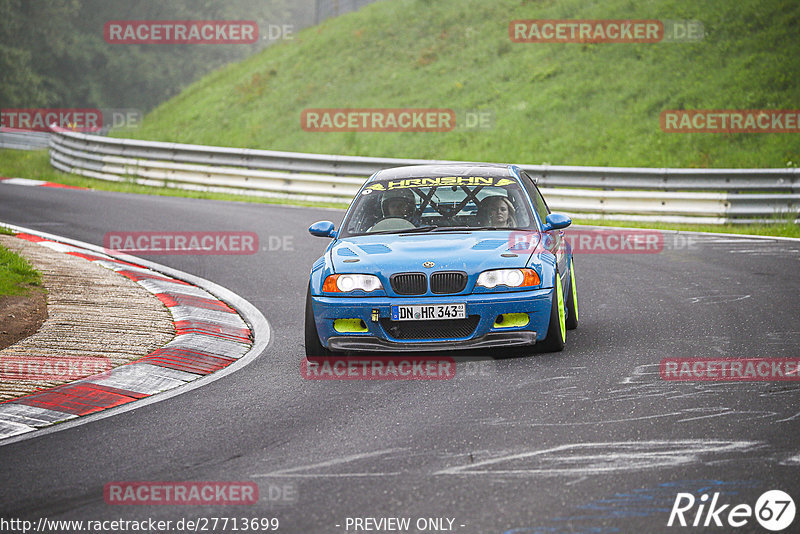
xmin=668 ymin=489 xmax=795 ymax=531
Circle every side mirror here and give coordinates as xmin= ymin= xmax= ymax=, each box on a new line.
xmin=542 ymin=213 xmax=571 ymax=232
xmin=309 ymin=221 xmax=336 ymax=238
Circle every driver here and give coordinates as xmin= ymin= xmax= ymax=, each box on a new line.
xmin=381 ymin=188 xmax=416 ymax=220
xmin=365 ymin=188 xmax=418 ymax=232
xmin=478 ymin=195 xmax=516 ymax=227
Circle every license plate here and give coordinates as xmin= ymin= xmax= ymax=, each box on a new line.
xmin=391 ymin=303 xmax=466 ymax=321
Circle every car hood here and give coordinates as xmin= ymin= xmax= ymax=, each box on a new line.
xmin=330 ymin=231 xmax=539 ymax=274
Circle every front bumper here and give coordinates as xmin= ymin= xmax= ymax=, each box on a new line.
xmin=311 ymin=289 xmax=553 ymax=352
xmin=328 ymin=331 xmax=537 ymax=352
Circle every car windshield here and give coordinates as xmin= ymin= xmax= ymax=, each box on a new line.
xmin=339 ymin=174 xmax=538 ymax=237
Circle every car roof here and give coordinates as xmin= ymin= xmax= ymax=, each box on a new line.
xmin=369 ymin=163 xmax=519 ymax=182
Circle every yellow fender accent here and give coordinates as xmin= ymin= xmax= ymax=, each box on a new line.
xmin=556 ymin=273 xmax=565 ymax=343
xmin=570 ymin=258 xmax=578 ymax=322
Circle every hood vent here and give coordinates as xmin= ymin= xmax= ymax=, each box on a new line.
xmin=358 ymin=244 xmax=392 ymax=254
xmin=471 ymin=239 xmax=506 ymax=250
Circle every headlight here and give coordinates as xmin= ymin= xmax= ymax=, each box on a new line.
xmin=323 ymin=274 xmax=383 ymax=293
xmin=476 ymin=268 xmax=540 ymax=288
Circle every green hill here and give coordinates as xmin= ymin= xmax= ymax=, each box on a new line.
xmin=120 ymin=0 xmax=800 ymax=168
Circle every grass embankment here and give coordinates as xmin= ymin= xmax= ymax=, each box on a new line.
xmin=119 ymin=0 xmax=799 ymax=168
xmin=2 ymin=0 xmax=798 ymax=237
xmin=0 ymin=230 xmax=42 ymax=297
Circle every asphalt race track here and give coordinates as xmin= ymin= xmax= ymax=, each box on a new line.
xmin=1 ymin=184 xmax=799 ymax=533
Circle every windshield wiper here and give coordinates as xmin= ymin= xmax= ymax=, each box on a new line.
xmin=365 ymin=226 xmax=437 ymax=236
xmin=431 ymin=226 xmax=534 ymax=232
xmin=397 ymin=226 xmax=438 ymax=234
xmin=430 ymin=226 xmax=516 ymax=231
xmin=430 ymin=226 xmax=481 ymax=232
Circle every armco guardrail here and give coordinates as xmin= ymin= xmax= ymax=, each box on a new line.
xmin=47 ymin=126 xmax=799 ymax=224
xmin=0 ymin=130 xmax=51 ymax=150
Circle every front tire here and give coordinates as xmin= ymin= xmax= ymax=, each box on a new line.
xmin=539 ymin=269 xmax=566 ymax=352
xmin=305 ymin=284 xmax=332 ymax=357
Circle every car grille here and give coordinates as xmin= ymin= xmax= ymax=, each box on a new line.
xmin=390 ymin=273 xmax=427 ymax=295
xmin=380 ymin=316 xmax=480 ymax=340
xmin=430 ymin=271 xmax=467 ymax=294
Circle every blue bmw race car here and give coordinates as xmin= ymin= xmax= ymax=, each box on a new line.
xmin=305 ymin=163 xmax=578 ymax=356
